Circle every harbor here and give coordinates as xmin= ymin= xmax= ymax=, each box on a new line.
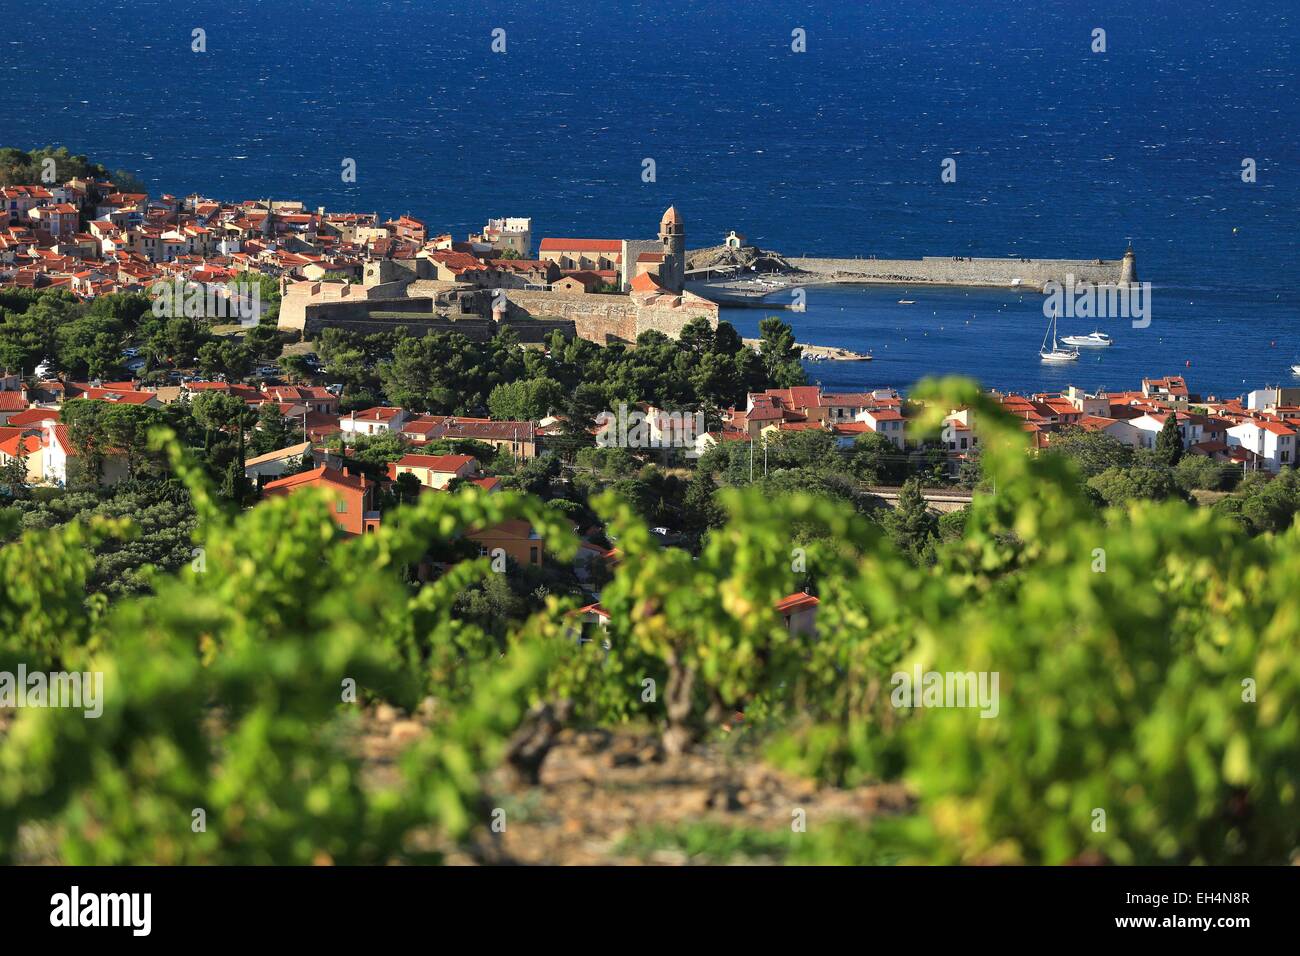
xmin=719 ymin=282 xmax=1296 ymax=399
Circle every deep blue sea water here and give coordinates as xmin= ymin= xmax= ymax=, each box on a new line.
xmin=3 ymin=0 xmax=1296 ymax=397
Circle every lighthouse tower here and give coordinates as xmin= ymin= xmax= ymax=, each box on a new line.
xmin=1120 ymin=244 xmax=1138 ymax=287
xmin=659 ymin=206 xmax=685 ymax=293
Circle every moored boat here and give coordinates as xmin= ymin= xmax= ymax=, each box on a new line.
xmin=1040 ymin=310 xmax=1080 ymax=363
xmin=1061 ymin=330 xmax=1113 ymax=348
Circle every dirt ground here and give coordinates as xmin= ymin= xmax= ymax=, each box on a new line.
xmin=358 ymin=704 xmax=911 ymax=865
xmin=7 ymin=704 xmax=909 ymax=865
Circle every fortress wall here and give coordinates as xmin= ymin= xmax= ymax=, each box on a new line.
xmin=300 ymin=297 xmax=434 ymax=337
xmin=280 ymin=281 xmax=416 ymax=331
xmin=407 ymin=279 xmax=467 ymax=297
xmin=785 ymin=256 xmax=1125 ymax=289
xmin=286 ymin=284 xmax=713 ymax=346
xmin=634 ymin=297 xmax=720 ymax=338
xmin=364 ymin=279 xmax=419 ymax=299
xmin=502 ymin=290 xmax=639 ymax=344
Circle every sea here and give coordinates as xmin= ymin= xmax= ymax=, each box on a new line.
xmin=3 ymin=0 xmax=1296 ymax=398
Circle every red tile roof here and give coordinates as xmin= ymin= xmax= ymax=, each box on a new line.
xmin=264 ymin=464 xmax=370 ymax=493
xmin=539 ymin=238 xmax=622 ymax=253
xmin=393 ymin=453 xmax=475 ymax=472
xmin=775 ymin=592 xmax=820 ymax=614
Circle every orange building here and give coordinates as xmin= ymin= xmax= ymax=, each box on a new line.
xmin=468 ymin=519 xmax=545 ymax=567
xmin=262 ymin=464 xmax=380 ymax=536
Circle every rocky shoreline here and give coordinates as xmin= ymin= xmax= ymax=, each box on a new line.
xmin=742 ymin=338 xmax=871 ymax=362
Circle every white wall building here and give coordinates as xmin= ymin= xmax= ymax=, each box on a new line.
xmin=1226 ymin=420 xmax=1296 ymax=473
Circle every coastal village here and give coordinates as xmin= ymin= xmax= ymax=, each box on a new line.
xmin=2 ymin=169 xmax=1298 ymax=637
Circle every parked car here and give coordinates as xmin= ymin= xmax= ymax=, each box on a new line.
xmin=121 ymin=347 xmax=141 ymax=358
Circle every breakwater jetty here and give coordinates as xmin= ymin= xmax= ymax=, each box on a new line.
xmin=686 ymin=246 xmax=1138 ymax=305
xmin=785 ymin=250 xmax=1135 ymax=291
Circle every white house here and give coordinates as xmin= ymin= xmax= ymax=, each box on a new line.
xmin=1226 ymin=419 xmax=1296 ymax=473
xmin=1130 ymin=412 xmax=1193 ymax=451
xmin=855 ymin=407 xmax=907 ymax=448
xmin=40 ymin=422 xmax=128 ymax=487
xmin=338 ymin=406 xmax=408 ymax=439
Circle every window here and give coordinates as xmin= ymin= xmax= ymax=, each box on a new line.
xmin=529 ymin=546 xmax=539 ymax=565
xmin=335 ymin=499 xmax=347 ymax=514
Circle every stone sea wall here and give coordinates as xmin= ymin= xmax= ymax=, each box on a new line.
xmin=785 ymin=255 xmax=1129 ymax=290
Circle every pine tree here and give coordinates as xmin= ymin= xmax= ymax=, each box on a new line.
xmin=883 ymin=477 xmax=939 ymax=562
xmin=1155 ymin=415 xmax=1184 ymax=467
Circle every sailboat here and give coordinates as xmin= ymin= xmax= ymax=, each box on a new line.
xmin=1040 ymin=309 xmax=1079 ymax=363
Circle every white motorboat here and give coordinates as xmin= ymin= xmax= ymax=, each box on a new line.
xmin=1061 ymin=330 xmax=1113 ymax=348
xmin=1291 ymin=364 xmax=1300 ymax=376
xmin=1040 ymin=310 xmax=1080 ymax=363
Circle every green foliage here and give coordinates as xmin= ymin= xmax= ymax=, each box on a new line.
xmin=6 ymin=480 xmax=197 ymax=597
xmin=2 ymin=374 xmax=1297 ymax=866
xmin=1174 ymin=454 xmax=1239 ymax=493
xmin=1155 ymin=415 xmax=1185 ymax=467
xmin=881 ymin=477 xmax=939 ymax=562
xmin=849 ymin=430 xmax=911 ymax=485
xmin=1212 ymin=468 xmax=1300 ymax=535
xmin=1087 ymin=465 xmax=1183 ymax=506
xmin=0 ymin=146 xmax=143 ymax=191
xmin=487 ymin=377 xmax=563 ymax=421
xmin=1046 ymin=426 xmax=1132 ymax=478
xmin=756 ymin=316 xmax=805 ymax=388
xmin=0 ymin=431 xmax=578 ymax=864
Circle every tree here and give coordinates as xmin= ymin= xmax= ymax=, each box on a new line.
xmin=1155 ymin=415 xmax=1184 ymax=467
xmin=849 ymin=431 xmax=909 ymax=485
xmin=757 ymin=316 xmax=805 ymax=388
xmin=1086 ymin=465 xmax=1183 ymax=506
xmin=251 ymin=402 xmax=295 ymax=456
xmin=191 ymin=391 xmax=252 ymax=454
xmin=0 ymin=443 xmax=30 ymax=500
xmin=100 ymin=404 xmax=167 ymax=481
xmin=60 ymin=399 xmax=108 ymax=485
xmin=243 ymin=323 xmax=283 ymax=364
xmin=763 ymin=428 xmax=842 ymax=473
xmin=197 ymin=340 xmax=254 ymax=381
xmin=881 ymin=477 xmax=938 ymax=562
xmin=277 ymin=354 xmax=313 ymax=383
xmin=487 ymin=377 xmax=563 ymax=421
xmin=1174 ymin=454 xmax=1237 ymax=493
xmin=1047 ymin=426 xmax=1132 ymax=478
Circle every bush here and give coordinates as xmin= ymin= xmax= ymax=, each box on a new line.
xmin=2 ymin=381 xmax=1297 ymax=865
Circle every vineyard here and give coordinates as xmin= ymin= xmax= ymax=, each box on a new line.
xmin=1 ymin=377 xmax=1296 ymax=865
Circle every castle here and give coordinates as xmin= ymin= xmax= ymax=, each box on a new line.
xmin=278 ymin=206 xmax=715 ymax=345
